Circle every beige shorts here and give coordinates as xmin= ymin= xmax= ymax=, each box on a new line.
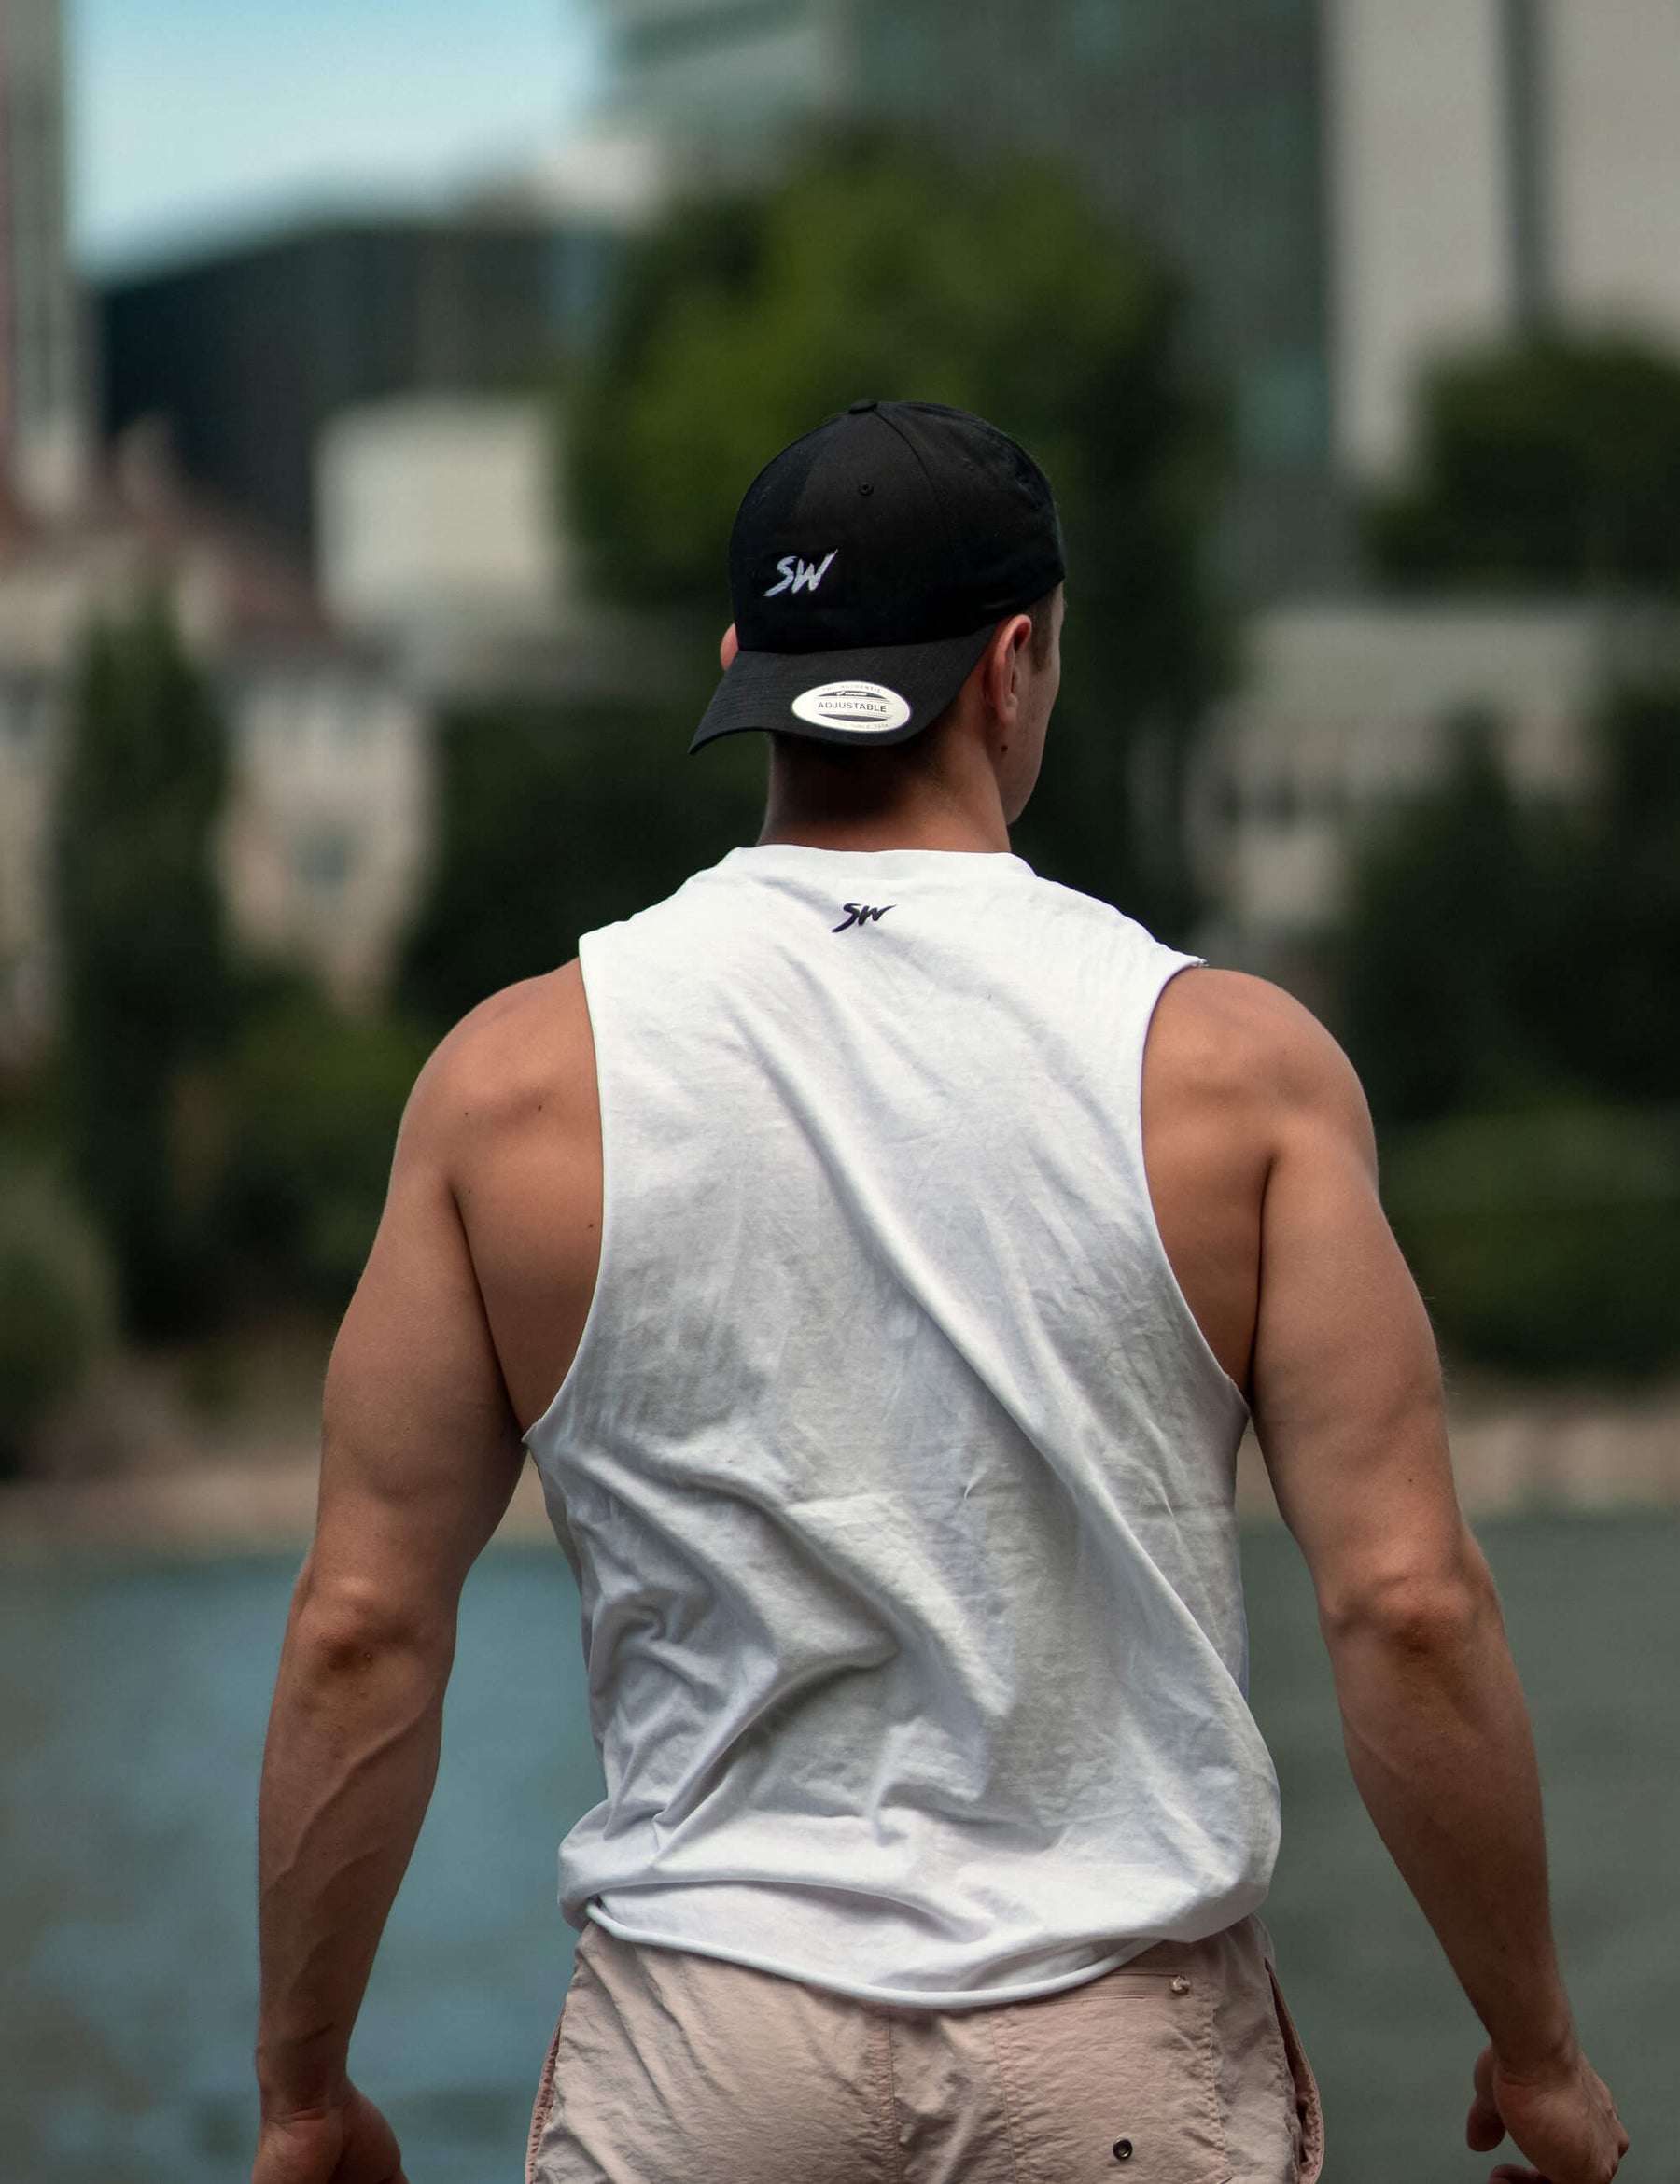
xmin=527 ymin=1914 xmax=1324 ymax=2184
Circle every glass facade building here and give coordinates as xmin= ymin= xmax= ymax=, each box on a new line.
xmin=604 ymin=0 xmax=850 ymax=160
xmin=856 ymin=0 xmax=1347 ymax=593
xmin=598 ymin=0 xmax=1348 ymax=595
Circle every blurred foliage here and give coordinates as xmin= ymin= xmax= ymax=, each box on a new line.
xmin=1351 ymin=328 xmax=1680 ymax=1374
xmin=1383 ymin=1107 xmax=1680 ymax=1379
xmin=217 ymin=986 xmax=429 ymax=1313
xmin=53 ymin=598 xmax=233 ymax=1336
xmin=41 ymin=597 xmax=430 ymax=1368
xmin=1538 ymin=684 xmax=1680 ymax=1102
xmin=564 ymin=135 xmax=1232 ymax=938
xmin=1341 ymin=685 xmax=1680 ymax=1377
xmin=1339 ymin=717 xmax=1554 ymax=1125
xmin=0 ymin=1155 xmax=116 ymax=1476
xmin=1365 ymin=333 xmax=1680 ymax=592
xmin=1342 ymin=688 xmax=1680 ymax=1128
xmin=401 ymin=688 xmax=765 ymax=1029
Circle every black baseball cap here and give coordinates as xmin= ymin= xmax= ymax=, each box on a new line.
xmin=691 ymin=399 xmax=1065 ymax=753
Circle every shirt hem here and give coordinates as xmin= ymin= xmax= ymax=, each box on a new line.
xmin=581 ymin=1899 xmax=1151 ymax=2010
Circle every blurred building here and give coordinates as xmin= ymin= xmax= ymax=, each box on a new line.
xmin=0 ymin=0 xmax=86 ymax=513
xmin=1188 ymin=600 xmax=1680 ymax=980
xmin=97 ymin=211 xmax=616 ymax=567
xmin=0 ymin=430 xmax=430 ymax=1060
xmin=319 ymin=399 xmax=567 ymax=645
xmin=315 ymin=393 xmax=681 ymax=706
xmin=595 ymin=0 xmax=1680 ymax=596
xmin=1329 ymin=0 xmax=1680 ymax=474
xmin=0 ymin=2 xmax=439 ymax=1058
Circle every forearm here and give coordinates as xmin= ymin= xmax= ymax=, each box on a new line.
xmin=1324 ymin=1543 xmax=1575 ymax=2073
xmin=256 ymin=1575 xmax=455 ymax=2117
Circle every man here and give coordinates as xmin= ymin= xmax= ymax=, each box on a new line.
xmin=254 ymin=402 xmax=1627 ymax=2184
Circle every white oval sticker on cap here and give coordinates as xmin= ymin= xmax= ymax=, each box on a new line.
xmin=791 ymin=682 xmax=913 ymax=734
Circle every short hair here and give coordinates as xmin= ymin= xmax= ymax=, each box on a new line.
xmin=767 ymin=589 xmax=1061 ymax=771
xmin=1023 ymin=588 xmax=1060 ymax=670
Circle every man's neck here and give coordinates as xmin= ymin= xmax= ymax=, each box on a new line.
xmin=757 ymin=741 xmax=1012 ymax=855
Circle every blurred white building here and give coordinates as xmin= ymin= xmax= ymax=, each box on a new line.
xmin=1189 ymin=601 xmax=1680 ymax=973
xmin=0 ymin=0 xmax=86 ymax=513
xmin=318 ymin=399 xmax=570 ymax=675
xmin=0 ymin=433 xmax=431 ymax=1059
xmin=0 ymin=5 xmax=434 ymax=1057
xmin=315 ymin=393 xmax=682 ymax=707
xmin=1329 ymin=0 xmax=1680 ymax=474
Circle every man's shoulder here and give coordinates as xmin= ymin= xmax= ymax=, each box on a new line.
xmin=401 ymin=963 xmax=596 ymax=1169
xmin=1148 ymin=968 xmax=1372 ymax=1134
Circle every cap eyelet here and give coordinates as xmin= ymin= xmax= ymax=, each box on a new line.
xmin=1113 ymin=2140 xmax=1133 ymax=2163
xmin=859 ymin=482 xmax=875 ymax=497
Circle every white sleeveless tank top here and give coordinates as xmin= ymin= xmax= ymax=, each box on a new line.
xmin=525 ymin=845 xmax=1279 ymax=2008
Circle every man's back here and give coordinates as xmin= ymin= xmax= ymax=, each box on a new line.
xmin=473 ymin=845 xmax=1269 ymax=2002
xmin=437 ymin=889 xmax=1296 ymax=1462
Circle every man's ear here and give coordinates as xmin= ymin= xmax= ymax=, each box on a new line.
xmin=981 ymin=615 xmax=1032 ymax=725
xmin=721 ymin=624 xmax=741 ymax=671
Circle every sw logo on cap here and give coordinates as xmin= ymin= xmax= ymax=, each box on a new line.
xmin=765 ymin=551 xmax=838 ymax=598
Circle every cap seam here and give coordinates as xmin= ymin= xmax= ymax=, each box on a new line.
xmin=874 ymin=407 xmax=961 ymax=569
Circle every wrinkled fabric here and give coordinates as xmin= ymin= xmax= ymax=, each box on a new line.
xmin=526 ymin=847 xmax=1279 ymax=2007
xmin=526 ymin=1917 xmax=1324 ymax=2184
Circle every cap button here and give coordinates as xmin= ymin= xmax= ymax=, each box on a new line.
xmin=847 ymin=399 xmax=879 ymax=414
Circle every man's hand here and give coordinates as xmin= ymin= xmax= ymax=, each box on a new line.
xmin=1467 ymin=2040 xmax=1628 ymax=2184
xmin=253 ymin=2084 xmax=407 ymax=2184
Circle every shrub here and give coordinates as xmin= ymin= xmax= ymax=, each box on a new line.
xmin=217 ymin=995 xmax=429 ymax=1314
xmin=0 ymin=1158 xmax=117 ymax=1475
xmin=1382 ymin=1105 xmax=1680 ymax=1379
xmin=54 ymin=600 xmax=232 ymax=1335
xmin=399 ymin=689 xmax=762 ymax=1029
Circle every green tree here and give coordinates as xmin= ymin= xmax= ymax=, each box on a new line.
xmin=0 ymin=1155 xmax=115 ymax=1475
xmin=1337 ymin=718 xmax=1552 ymax=1127
xmin=1340 ymin=686 xmax=1680 ymax=1126
xmin=1336 ymin=702 xmax=1680 ymax=1379
xmin=217 ymin=987 xmax=431 ymax=1313
xmin=1380 ymin=1105 xmax=1680 ymax=1379
xmin=1365 ymin=333 xmax=1680 ymax=592
xmin=566 ymin=136 xmax=1231 ymax=936
xmin=1525 ymin=685 xmax=1680 ymax=1103
xmin=400 ymin=687 xmax=764 ymax=1029
xmin=54 ymin=598 xmax=232 ymax=1333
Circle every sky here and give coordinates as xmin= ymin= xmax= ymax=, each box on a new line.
xmin=71 ymin=0 xmax=606 ymax=271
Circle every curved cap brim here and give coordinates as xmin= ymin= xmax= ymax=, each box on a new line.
xmin=690 ymin=625 xmax=997 ymax=753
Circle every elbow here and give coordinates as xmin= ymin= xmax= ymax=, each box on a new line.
xmin=1319 ymin=1538 xmax=1501 ymax=1664
xmin=287 ymin=1568 xmax=454 ymax=1681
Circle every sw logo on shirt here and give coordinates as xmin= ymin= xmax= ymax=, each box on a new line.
xmin=766 ymin=551 xmax=838 ymax=598
xmin=833 ymin=903 xmax=893 ymax=933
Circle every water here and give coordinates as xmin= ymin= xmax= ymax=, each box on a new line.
xmin=2 ymin=1517 xmax=1675 ymax=2182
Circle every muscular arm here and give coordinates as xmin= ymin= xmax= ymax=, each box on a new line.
xmin=1238 ymin=980 xmax=1624 ymax=2183
xmin=253 ymin=1031 xmax=527 ymax=2181
xmin=1249 ymin=1006 xmax=1562 ymax=2053
xmin=1148 ymin=969 xmax=1624 ymax=2183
